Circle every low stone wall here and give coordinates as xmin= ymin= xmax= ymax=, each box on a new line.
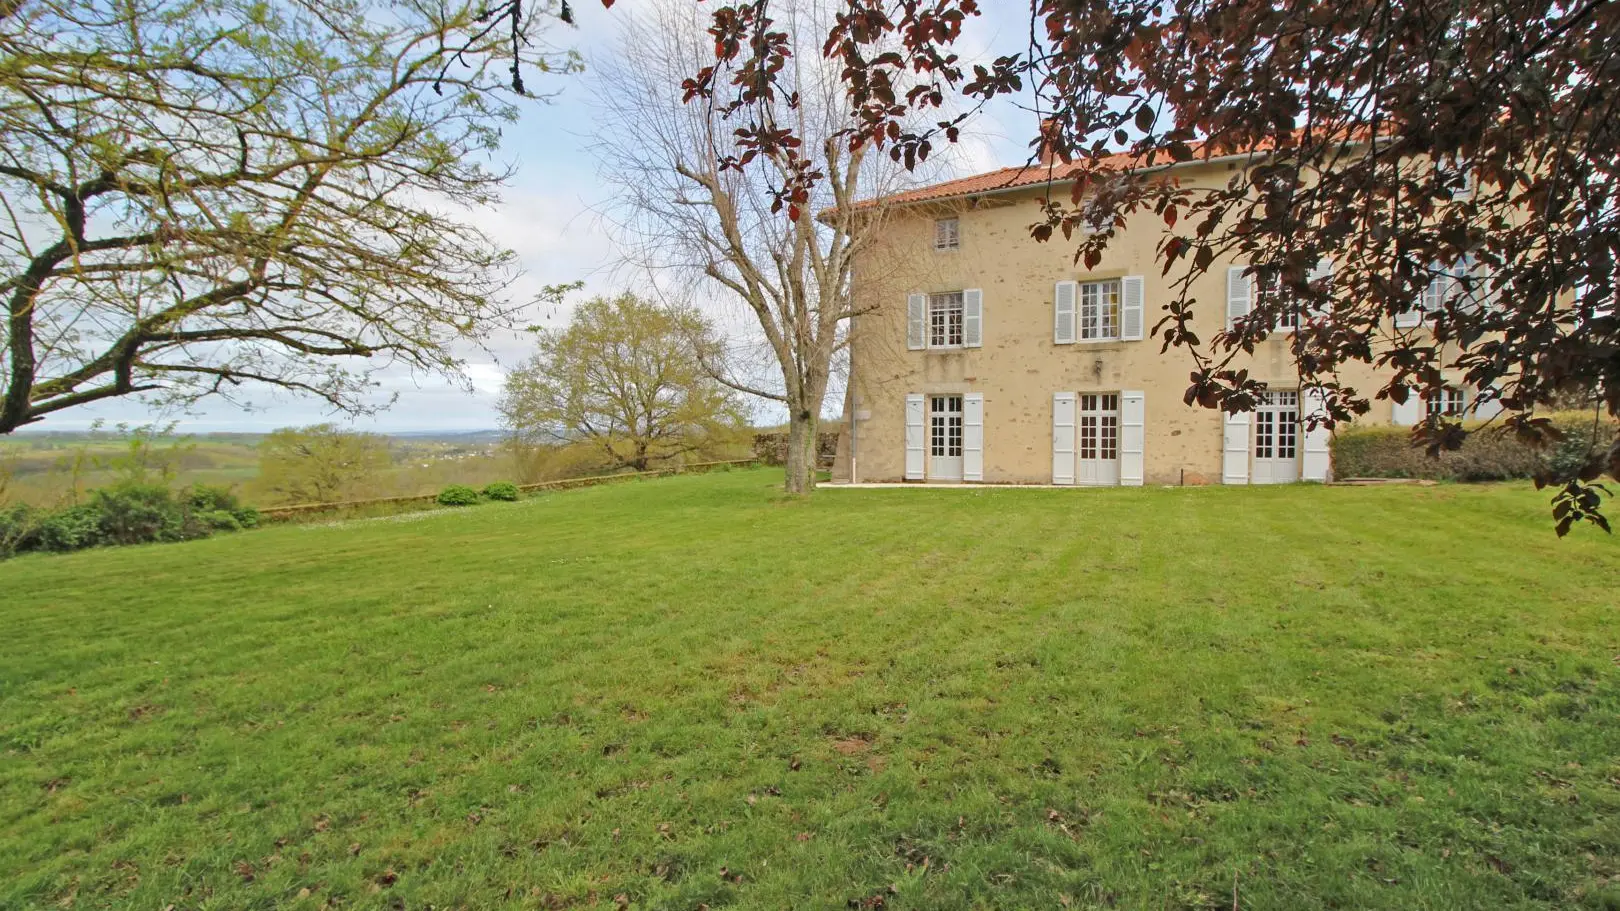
xmin=753 ymin=432 xmax=840 ymax=469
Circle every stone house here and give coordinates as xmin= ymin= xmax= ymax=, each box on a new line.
xmin=832 ymin=148 xmax=1499 ymax=486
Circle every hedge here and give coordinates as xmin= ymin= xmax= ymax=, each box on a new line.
xmin=0 ymin=483 xmax=260 ymax=558
xmin=1331 ymin=411 xmax=1613 ymax=481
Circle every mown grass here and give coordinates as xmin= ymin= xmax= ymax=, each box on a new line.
xmin=1 ymin=469 xmax=1617 ymax=910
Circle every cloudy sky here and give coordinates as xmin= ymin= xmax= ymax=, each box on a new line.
xmin=39 ymin=2 xmax=1035 ymax=435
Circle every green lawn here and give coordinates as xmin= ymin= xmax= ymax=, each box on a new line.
xmin=2 ymin=470 xmax=1617 ymax=910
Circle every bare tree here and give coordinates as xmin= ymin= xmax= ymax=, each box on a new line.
xmin=0 ymin=0 xmax=576 ymax=433
xmin=591 ymin=0 xmax=928 ymax=494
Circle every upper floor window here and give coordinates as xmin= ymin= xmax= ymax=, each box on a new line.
xmin=1427 ymin=386 xmax=1467 ymax=418
xmin=928 ymin=291 xmax=964 ymax=347
xmin=1399 ymin=257 xmax=1482 ymax=326
xmin=934 ymin=217 xmax=960 ymax=251
xmin=1080 ymin=279 xmax=1120 ymax=340
xmin=1437 ymin=157 xmax=1474 ymax=200
xmin=1254 ymin=270 xmax=1300 ymax=331
xmin=908 ymin=289 xmax=982 ymax=350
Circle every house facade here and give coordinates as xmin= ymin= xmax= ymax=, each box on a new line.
xmin=833 ymin=154 xmax=1496 ymax=486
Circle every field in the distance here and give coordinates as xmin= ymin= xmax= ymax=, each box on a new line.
xmin=2 ymin=470 xmax=1617 ymax=910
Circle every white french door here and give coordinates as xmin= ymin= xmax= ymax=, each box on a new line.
xmin=1252 ymin=390 xmax=1300 ymax=484
xmin=1077 ymin=393 xmax=1121 ymax=486
xmin=928 ymin=395 xmax=964 ymax=481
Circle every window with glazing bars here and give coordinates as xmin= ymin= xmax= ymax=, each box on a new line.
xmin=1080 ymin=280 xmax=1120 ymax=340
xmin=1427 ymin=387 xmax=1467 ymax=417
xmin=928 ymin=292 xmax=964 ymax=347
xmin=1254 ymin=391 xmax=1299 ymax=459
xmin=1079 ymin=394 xmax=1119 ymax=460
xmin=929 ymin=395 xmax=963 ymax=457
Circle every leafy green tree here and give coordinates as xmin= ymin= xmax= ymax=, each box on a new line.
xmin=0 ymin=0 xmax=576 ymax=433
xmin=257 ymin=425 xmax=391 ymax=505
xmin=499 ymin=294 xmax=748 ymax=472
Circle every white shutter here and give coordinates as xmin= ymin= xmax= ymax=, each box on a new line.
xmin=963 ymin=289 xmax=983 ymax=348
xmin=1054 ymin=281 xmax=1077 ymax=344
xmin=1300 ymin=387 xmax=1332 ymax=482
xmin=1119 ymin=390 xmax=1145 ymax=486
xmin=1471 ymin=385 xmax=1504 ymax=420
xmin=1222 ymin=411 xmax=1251 ymax=484
xmin=1121 ymin=276 xmax=1145 ymax=341
xmin=963 ymin=393 xmax=984 ymax=481
xmin=907 ymin=293 xmax=927 ymax=350
xmin=1390 ymin=392 xmax=1420 ymax=425
xmin=904 ymin=393 xmax=925 ymax=479
xmin=1395 ymin=273 xmax=1426 ymax=328
xmin=1472 ymin=259 xmax=1500 ymax=312
xmin=1308 ymin=258 xmax=1333 ymax=317
xmin=1226 ymin=266 xmax=1252 ymax=331
xmin=1052 ymin=392 xmax=1077 ymax=485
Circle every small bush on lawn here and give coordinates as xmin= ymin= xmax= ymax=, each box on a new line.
xmin=482 ymin=481 xmax=520 ymax=502
xmin=436 ymin=484 xmax=481 ymax=506
xmin=186 ymin=484 xmax=261 ymax=528
xmin=1332 ymin=411 xmax=1614 ymax=481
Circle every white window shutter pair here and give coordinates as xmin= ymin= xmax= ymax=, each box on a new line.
xmin=1222 ymin=411 xmax=1251 ymax=484
xmin=1300 ymin=387 xmax=1332 ymax=482
xmin=962 ymin=393 xmax=984 ymax=481
xmin=1119 ymin=390 xmax=1145 ymax=485
xmin=1055 ymin=278 xmax=1143 ymax=342
xmin=1052 ymin=391 xmax=1142 ymax=485
xmin=907 ymin=291 xmax=982 ymax=349
xmin=1054 ymin=281 xmax=1077 ymax=344
xmin=906 ymin=294 xmax=926 ymax=349
xmin=1226 ymin=266 xmax=1253 ymax=331
xmin=1051 ymin=392 xmax=1077 ymax=485
xmin=904 ymin=394 xmax=925 ymax=479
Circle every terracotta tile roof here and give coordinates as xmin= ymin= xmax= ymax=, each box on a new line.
xmin=855 ymin=134 xmax=1311 ymax=210
xmin=859 ymin=156 xmax=1123 ymax=210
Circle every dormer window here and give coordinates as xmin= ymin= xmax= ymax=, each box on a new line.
xmin=934 ymin=217 xmax=960 ymax=251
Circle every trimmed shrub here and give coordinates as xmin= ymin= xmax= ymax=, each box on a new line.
xmin=186 ymin=484 xmax=260 ymax=529
xmin=198 ymin=509 xmax=244 ymax=532
xmin=1332 ymin=412 xmax=1613 ymax=481
xmin=482 ymin=481 xmax=520 ymax=502
xmin=436 ymin=484 xmax=480 ymax=506
xmin=92 ymin=483 xmax=196 ymax=545
xmin=35 ymin=503 xmax=106 ymax=552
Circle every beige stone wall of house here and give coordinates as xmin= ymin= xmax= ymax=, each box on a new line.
xmin=837 ymin=158 xmax=1415 ymax=485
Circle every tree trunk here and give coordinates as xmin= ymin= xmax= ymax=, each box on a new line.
xmin=783 ymin=406 xmax=817 ymax=494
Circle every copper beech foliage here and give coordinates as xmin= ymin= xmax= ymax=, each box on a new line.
xmin=660 ymin=0 xmax=1619 ymax=533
